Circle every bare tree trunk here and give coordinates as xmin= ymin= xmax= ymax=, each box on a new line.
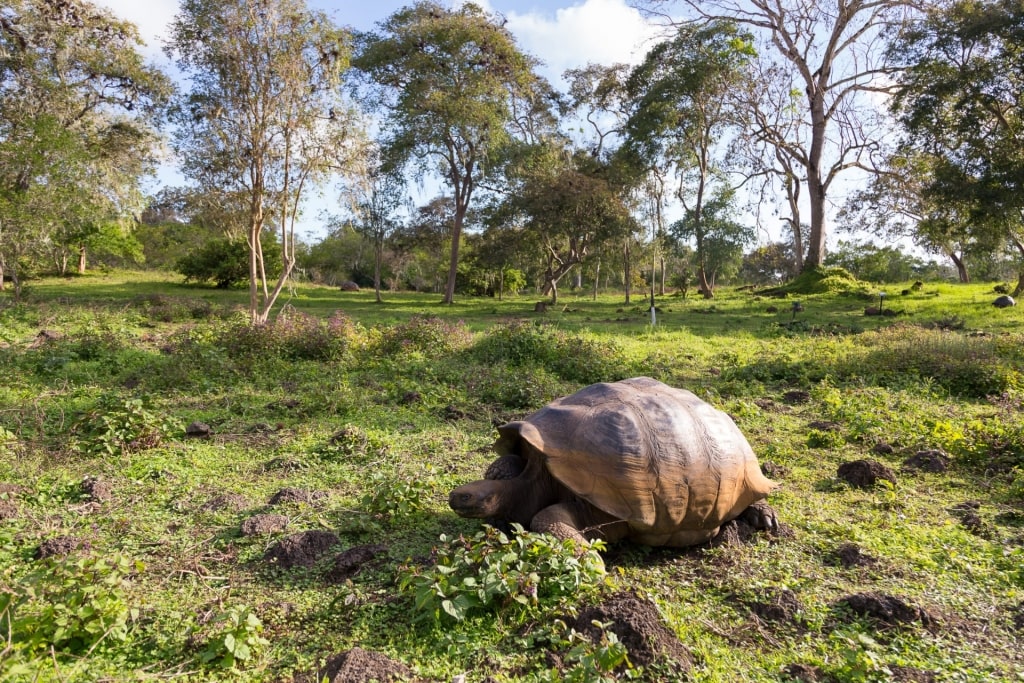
xmin=592 ymin=259 xmax=600 ymax=300
xmin=949 ymin=251 xmax=970 ymax=283
xmin=659 ymin=255 xmax=666 ymax=296
xmin=0 ymin=257 xmax=4 ymax=291
xmin=623 ymin=239 xmax=632 ymax=304
xmin=374 ymin=240 xmax=383 ymax=303
xmin=78 ymin=244 xmax=87 ymax=274
xmin=498 ymin=266 xmax=504 ymax=301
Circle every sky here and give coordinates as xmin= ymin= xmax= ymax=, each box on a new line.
xmin=92 ymin=0 xmax=671 ymax=240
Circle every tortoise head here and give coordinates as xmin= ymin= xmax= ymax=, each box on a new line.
xmin=448 ymin=478 xmax=508 ymax=519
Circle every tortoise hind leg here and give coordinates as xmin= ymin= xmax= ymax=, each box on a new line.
xmin=737 ymin=500 xmax=779 ymax=533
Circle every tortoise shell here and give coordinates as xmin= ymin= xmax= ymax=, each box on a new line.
xmin=492 ymin=377 xmax=775 ymax=538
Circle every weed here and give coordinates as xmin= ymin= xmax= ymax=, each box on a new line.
xmin=361 ymin=471 xmax=432 ymax=518
xmin=397 ymin=524 xmax=606 ymax=624
xmin=71 ymin=395 xmax=179 ymax=457
xmin=6 ymin=554 xmax=140 ymax=656
xmin=373 ymin=315 xmax=473 ymax=356
xmin=197 ymin=605 xmax=269 ymax=670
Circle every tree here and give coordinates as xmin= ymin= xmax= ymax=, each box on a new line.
xmin=346 ymin=158 xmax=408 ymax=303
xmin=623 ymin=20 xmax=755 ymax=298
xmin=0 ymin=0 xmax=169 ymax=295
xmin=493 ymin=146 xmax=636 ymax=304
xmin=353 ymin=1 xmax=544 ymax=304
xmin=669 ymin=188 xmax=753 ymax=292
xmin=890 ymin=0 xmax=1024 ymax=294
xmin=167 ymin=0 xmax=356 ymax=324
xmin=740 ymin=241 xmax=796 ymax=285
xmin=648 ymin=0 xmax=922 ymax=270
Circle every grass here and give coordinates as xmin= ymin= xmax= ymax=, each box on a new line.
xmin=0 ymin=271 xmax=1022 ymax=682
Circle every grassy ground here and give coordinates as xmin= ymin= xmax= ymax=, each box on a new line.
xmin=1 ymin=272 xmax=1022 ymax=682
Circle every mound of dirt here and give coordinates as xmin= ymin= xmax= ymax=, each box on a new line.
xmin=837 ymin=459 xmax=896 ymax=489
xmin=902 ymin=450 xmax=950 ymax=473
xmin=264 ymin=530 xmax=339 ymax=569
xmin=200 ymin=493 xmax=250 ymax=512
xmin=572 ymin=592 xmax=693 ymax=673
xmin=35 ymin=535 xmax=89 ymax=560
xmin=747 ymin=588 xmax=803 ymax=626
xmin=81 ymin=475 xmax=113 ymax=502
xmin=329 ymin=544 xmax=389 ymax=582
xmin=241 ymin=513 xmax=289 ymax=537
xmin=317 ymin=647 xmax=414 ymax=683
xmin=0 ymin=500 xmax=18 ymax=521
xmin=827 ymin=542 xmax=877 ymax=569
xmin=833 ymin=591 xmax=936 ymax=630
xmin=268 ymin=487 xmax=328 ymax=505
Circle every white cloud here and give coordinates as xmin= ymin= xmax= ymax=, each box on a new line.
xmin=503 ymin=0 xmax=665 ymax=83
xmin=93 ymin=0 xmax=178 ymax=60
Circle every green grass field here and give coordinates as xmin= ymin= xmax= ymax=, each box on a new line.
xmin=1 ymin=272 xmax=1022 ymax=682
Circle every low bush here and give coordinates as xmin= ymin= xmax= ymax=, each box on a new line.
xmin=372 ymin=315 xmax=473 ymax=357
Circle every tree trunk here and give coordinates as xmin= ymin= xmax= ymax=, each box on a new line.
xmin=498 ymin=267 xmax=504 ymax=301
xmin=0 ymin=257 xmax=4 ymax=291
xmin=949 ymin=251 xmax=970 ymax=283
xmin=78 ymin=244 xmax=87 ymax=274
xmin=1012 ymin=237 xmax=1024 ymax=297
xmin=442 ymin=204 xmax=466 ymax=305
xmin=592 ymin=259 xmax=600 ymax=301
xmin=697 ymin=264 xmax=714 ymax=299
xmin=803 ymin=87 xmax=828 ymax=270
xmin=659 ymin=255 xmax=666 ymax=296
xmin=374 ymin=239 xmax=383 ymax=304
xmin=623 ymin=239 xmax=632 ymax=304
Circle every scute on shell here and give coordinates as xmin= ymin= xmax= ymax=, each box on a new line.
xmin=493 ymin=377 xmax=776 ymax=538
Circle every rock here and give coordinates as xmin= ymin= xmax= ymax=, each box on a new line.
xmin=185 ymin=421 xmax=212 ymax=438
xmin=339 ymin=281 xmax=360 ymax=292
xmin=263 ymin=530 xmax=340 ymax=569
xmin=837 ymin=459 xmax=897 ymax=489
xmin=240 ymin=514 xmax=289 ymax=537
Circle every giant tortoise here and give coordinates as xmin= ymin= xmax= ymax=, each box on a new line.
xmin=449 ymin=377 xmax=778 ymax=547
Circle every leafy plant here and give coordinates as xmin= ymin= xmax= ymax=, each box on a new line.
xmin=361 ymin=472 xmax=431 ymax=518
xmin=10 ymin=554 xmax=140 ymax=655
xmin=373 ymin=315 xmax=474 ymax=356
xmin=72 ymin=395 xmax=179 ymax=456
xmin=397 ymin=524 xmax=606 ymax=624
xmin=198 ymin=605 xmax=269 ymax=670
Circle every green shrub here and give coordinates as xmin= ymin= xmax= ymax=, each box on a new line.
xmin=176 ymin=237 xmax=284 ymax=289
xmin=472 ymin=321 xmax=633 ymax=384
xmin=374 ymin=315 xmax=473 ymax=356
xmin=215 ymin=309 xmax=358 ymax=362
xmin=397 ymin=524 xmax=606 ymax=624
xmin=198 ymin=605 xmax=269 ymax=670
xmin=361 ymin=471 xmax=431 ymax=518
xmin=72 ymin=395 xmax=179 ymax=456
xmin=7 ymin=554 xmax=139 ymax=655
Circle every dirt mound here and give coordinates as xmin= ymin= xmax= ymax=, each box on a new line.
xmin=833 ymin=591 xmax=935 ymax=630
xmin=241 ymin=513 xmax=289 ymax=536
xmin=264 ymin=530 xmax=339 ymax=569
xmin=200 ymin=493 xmax=250 ymax=512
xmin=268 ymin=488 xmax=328 ymax=505
xmin=318 ymin=647 xmax=414 ymax=683
xmin=747 ymin=588 xmax=803 ymax=626
xmin=35 ymin=535 xmax=88 ymax=559
xmin=902 ymin=450 xmax=950 ymax=473
xmin=573 ymin=592 xmax=693 ymax=673
xmin=837 ymin=459 xmax=896 ymax=489
xmin=329 ymin=544 xmax=389 ymax=582
xmin=827 ymin=542 xmax=877 ymax=569
xmin=0 ymin=500 xmax=18 ymax=521
xmin=81 ymin=475 xmax=113 ymax=502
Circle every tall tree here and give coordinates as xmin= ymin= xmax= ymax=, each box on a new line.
xmin=0 ymin=0 xmax=168 ymax=295
xmin=623 ymin=20 xmax=755 ymax=298
xmin=346 ymin=156 xmax=408 ymax=303
xmin=890 ymin=0 xmax=1024 ymax=294
xmin=353 ymin=1 xmax=543 ymax=304
xmin=645 ymin=0 xmax=922 ymax=271
xmin=167 ymin=0 xmax=356 ymax=323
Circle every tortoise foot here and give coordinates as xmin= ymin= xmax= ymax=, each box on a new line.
xmin=739 ymin=500 xmax=779 ymax=534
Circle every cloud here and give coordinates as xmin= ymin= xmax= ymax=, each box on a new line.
xmin=502 ymin=0 xmax=666 ymax=83
xmin=93 ymin=0 xmax=178 ymax=59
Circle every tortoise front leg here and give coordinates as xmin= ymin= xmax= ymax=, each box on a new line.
xmin=737 ymin=500 xmax=779 ymax=533
xmin=530 ymin=500 xmax=629 ymax=546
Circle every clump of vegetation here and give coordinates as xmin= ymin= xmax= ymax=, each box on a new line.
xmin=196 ymin=605 xmax=269 ymax=671
xmin=472 ymin=321 xmax=634 ymax=384
xmin=372 ymin=315 xmax=473 ymax=356
xmin=3 ymin=554 xmax=139 ymax=657
xmin=397 ymin=524 xmax=607 ymax=624
xmin=361 ymin=471 xmax=432 ymax=518
xmin=176 ymin=238 xmax=282 ymax=289
xmin=215 ymin=309 xmax=358 ymax=362
xmin=764 ymin=266 xmax=872 ymax=296
xmin=71 ymin=395 xmax=179 ymax=456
